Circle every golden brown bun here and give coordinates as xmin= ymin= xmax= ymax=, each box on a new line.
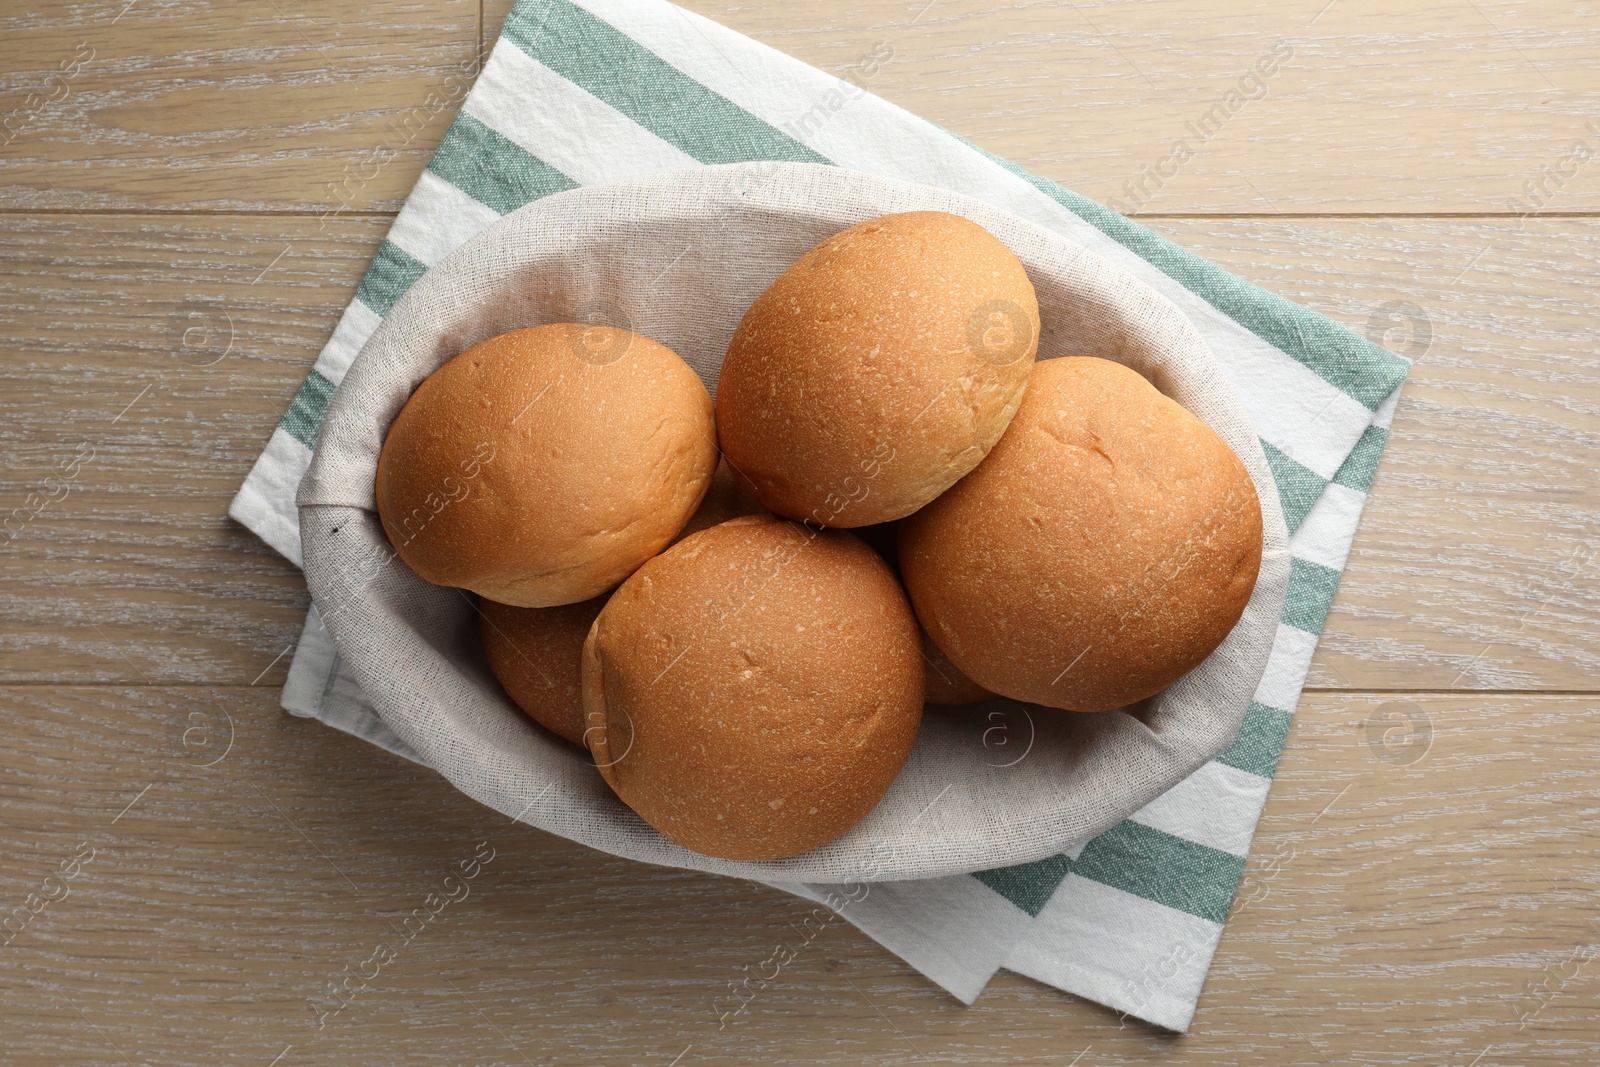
xmin=717 ymin=211 xmax=1039 ymax=528
xmin=376 ymin=324 xmax=717 ymax=608
xmin=479 ymin=459 xmax=765 ymax=745
xmin=581 ymin=515 xmax=924 ymax=861
xmin=899 ymin=357 xmax=1263 ymax=713
xmin=844 ymin=523 xmax=990 ymax=705
xmin=480 ymin=595 xmax=603 ymax=746
xmin=920 ymin=631 xmax=995 ymax=705
xmin=675 ymin=457 xmax=769 ymax=539
xmin=808 ymin=519 xmax=987 ymax=705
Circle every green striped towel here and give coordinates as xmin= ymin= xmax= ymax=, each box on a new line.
xmin=233 ymin=0 xmax=1408 ymax=1032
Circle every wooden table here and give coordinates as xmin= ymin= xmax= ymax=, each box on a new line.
xmin=3 ymin=1 xmax=1596 ymax=1063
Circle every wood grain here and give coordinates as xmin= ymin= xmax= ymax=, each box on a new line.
xmin=3 ymin=213 xmax=1595 ymax=687
xmin=5 ymin=1 xmax=1597 ymax=213
xmin=2 ymin=0 xmax=1597 ymax=1062
xmin=0 ymin=687 xmax=1594 ymax=1066
xmin=608 ymin=0 xmax=1600 ymax=216
xmin=0 ymin=0 xmax=479 ymax=212
xmin=0 ymin=214 xmax=393 ymax=684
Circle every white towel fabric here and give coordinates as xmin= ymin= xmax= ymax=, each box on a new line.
xmin=233 ymin=0 xmax=1408 ymax=1031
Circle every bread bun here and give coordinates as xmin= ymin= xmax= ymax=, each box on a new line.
xmin=674 ymin=456 xmax=769 ymax=540
xmin=480 ymin=459 xmax=765 ymax=746
xmin=480 ymin=595 xmax=602 ymax=745
xmin=847 ymin=522 xmax=992 ymax=705
xmin=581 ymin=515 xmax=923 ymax=860
xmin=717 ymin=211 xmax=1039 ymax=527
xmin=899 ymin=357 xmax=1263 ymax=713
xmin=920 ymin=631 xmax=995 ymax=705
xmin=376 ymin=324 xmax=717 ymax=607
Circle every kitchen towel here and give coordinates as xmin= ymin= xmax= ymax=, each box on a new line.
xmin=231 ymin=0 xmax=1408 ymax=1032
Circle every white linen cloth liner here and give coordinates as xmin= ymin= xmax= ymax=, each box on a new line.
xmin=295 ymin=162 xmax=1290 ymax=885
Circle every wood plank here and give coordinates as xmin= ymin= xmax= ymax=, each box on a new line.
xmin=0 ymin=0 xmax=477 ymax=212
xmin=4 ymin=0 xmax=1596 ymax=214
xmin=467 ymin=0 xmax=1600 ymax=216
xmin=0 ymin=686 xmax=1592 ymax=1065
xmin=3 ymin=212 xmax=1595 ymax=688
xmin=0 ymin=213 xmax=390 ymax=684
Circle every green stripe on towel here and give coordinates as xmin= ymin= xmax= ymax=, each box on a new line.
xmin=971 ymin=854 xmax=1074 ymax=918
xmin=280 ymin=369 xmax=337 ymax=450
xmin=1215 ymin=702 xmax=1295 ymax=779
xmin=1075 ymin=821 xmax=1245 ymax=925
xmin=1332 ymin=423 xmax=1388 ymax=493
xmin=976 ymin=821 xmax=1246 ymax=924
xmin=1281 ymin=556 xmax=1342 ymax=636
xmin=429 ymin=111 xmax=579 ymax=215
xmin=355 ymin=239 xmax=429 ymax=318
xmin=1260 ymin=439 xmax=1328 ymax=534
xmin=504 ymin=0 xmax=829 ymax=167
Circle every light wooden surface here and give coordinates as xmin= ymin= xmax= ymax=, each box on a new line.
xmin=1 ymin=2 xmax=1596 ymax=1064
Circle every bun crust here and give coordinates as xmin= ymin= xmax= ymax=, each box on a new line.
xmin=899 ymin=357 xmax=1263 ymax=713
xmin=480 ymin=595 xmax=603 ymax=745
xmin=376 ymin=324 xmax=717 ymax=607
xmin=717 ymin=212 xmax=1038 ymax=527
xmin=581 ymin=515 xmax=923 ymax=861
xmin=674 ymin=457 xmax=769 ymax=540
xmin=920 ymin=631 xmax=995 ymax=705
xmin=480 ymin=459 xmax=766 ymax=745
